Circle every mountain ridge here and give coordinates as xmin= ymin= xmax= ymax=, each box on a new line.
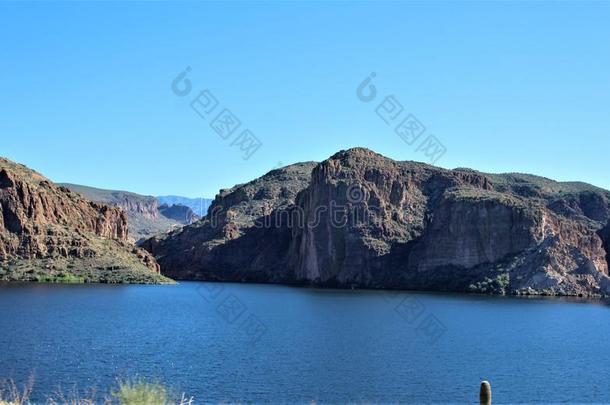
xmin=156 ymin=196 xmax=213 ymax=218
xmin=0 ymin=157 xmax=168 ymax=283
xmin=59 ymin=183 xmax=199 ymax=242
xmin=142 ymin=147 xmax=610 ymax=296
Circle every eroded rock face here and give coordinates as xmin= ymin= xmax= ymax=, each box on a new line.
xmin=407 ymin=191 xmax=543 ymax=273
xmin=141 ymin=162 xmax=317 ymax=281
xmin=143 ymin=148 xmax=610 ymax=296
xmin=59 ymin=183 xmax=189 ymax=242
xmin=0 ymin=158 xmax=163 ymax=282
xmin=598 ymin=222 xmax=610 ymax=271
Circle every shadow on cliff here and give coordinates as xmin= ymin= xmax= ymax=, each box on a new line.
xmin=597 ymin=221 xmax=610 ymax=276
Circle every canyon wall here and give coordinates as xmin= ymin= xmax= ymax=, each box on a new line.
xmin=0 ymin=158 xmax=164 ymax=283
xmin=143 ymin=148 xmax=610 ymax=296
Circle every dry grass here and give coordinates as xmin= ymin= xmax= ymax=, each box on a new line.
xmin=0 ymin=376 xmax=34 ymax=405
xmin=47 ymin=385 xmax=106 ymax=405
xmin=0 ymin=378 xmax=193 ymax=405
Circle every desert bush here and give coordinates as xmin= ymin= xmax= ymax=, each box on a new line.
xmin=112 ymin=379 xmax=193 ymax=405
xmin=0 ymin=377 xmax=33 ymax=405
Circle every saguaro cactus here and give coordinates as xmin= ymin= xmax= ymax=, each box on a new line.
xmin=480 ymin=380 xmax=492 ymax=405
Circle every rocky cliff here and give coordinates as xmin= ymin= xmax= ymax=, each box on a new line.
xmin=0 ymin=158 xmax=168 ymax=283
xmin=60 ymin=184 xmax=195 ymax=242
xmin=142 ymin=148 xmax=610 ymax=296
xmin=142 ymin=162 xmax=317 ymax=281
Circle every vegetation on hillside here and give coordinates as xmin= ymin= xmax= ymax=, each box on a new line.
xmin=0 ymin=255 xmax=174 ymax=285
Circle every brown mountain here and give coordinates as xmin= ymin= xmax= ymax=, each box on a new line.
xmin=0 ymin=157 xmax=168 ymax=283
xmin=58 ymin=183 xmax=197 ymax=242
xmin=142 ymin=148 xmax=610 ymax=296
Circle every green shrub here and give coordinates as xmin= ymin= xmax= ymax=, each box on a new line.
xmin=35 ymin=273 xmax=85 ymax=283
xmin=113 ymin=380 xmax=168 ymax=405
xmin=467 ymin=273 xmax=510 ymax=294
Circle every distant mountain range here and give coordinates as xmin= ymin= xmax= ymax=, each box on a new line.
xmin=156 ymin=196 xmax=213 ymax=217
xmin=59 ymin=184 xmax=208 ymax=242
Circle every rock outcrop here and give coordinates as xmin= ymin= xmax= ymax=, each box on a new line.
xmin=0 ymin=158 xmax=167 ymax=283
xmin=142 ymin=162 xmax=317 ymax=281
xmin=157 ymin=196 xmax=213 ymax=218
xmin=143 ymin=148 xmax=610 ymax=296
xmin=158 ymin=203 xmax=199 ymax=224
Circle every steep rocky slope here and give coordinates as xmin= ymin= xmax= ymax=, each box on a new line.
xmin=143 ymin=162 xmax=317 ymax=281
xmin=0 ymin=158 xmax=168 ymax=283
xmin=143 ymin=148 xmax=610 ymax=296
xmin=60 ymin=184 xmax=197 ymax=242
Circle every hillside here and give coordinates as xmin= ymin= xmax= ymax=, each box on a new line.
xmin=143 ymin=148 xmax=610 ymax=297
xmin=60 ymin=184 xmax=197 ymax=242
xmin=0 ymin=157 xmax=169 ymax=283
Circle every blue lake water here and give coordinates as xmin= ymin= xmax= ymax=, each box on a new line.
xmin=1 ymin=281 xmax=610 ymax=403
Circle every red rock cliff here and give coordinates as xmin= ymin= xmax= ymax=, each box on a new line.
xmin=0 ymin=157 xmax=163 ymax=282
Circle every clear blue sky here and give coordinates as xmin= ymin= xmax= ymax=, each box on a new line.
xmin=1 ymin=1 xmax=609 ymax=198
